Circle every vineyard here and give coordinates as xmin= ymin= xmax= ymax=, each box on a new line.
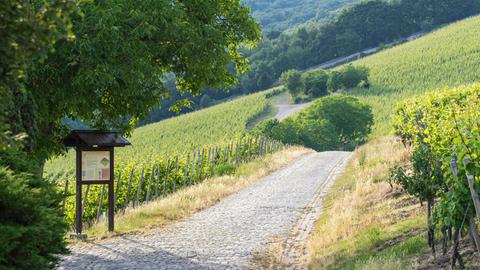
xmin=45 ymin=90 xmax=275 ymax=179
xmin=63 ymin=135 xmax=284 ymax=226
xmin=348 ymin=15 xmax=480 ymax=136
xmin=392 ymin=83 xmax=480 ymax=266
xmin=42 ymin=89 xmax=286 ymax=226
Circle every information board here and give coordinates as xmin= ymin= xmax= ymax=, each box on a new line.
xmin=81 ymin=151 xmax=110 ymax=181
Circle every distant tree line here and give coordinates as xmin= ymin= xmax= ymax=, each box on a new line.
xmin=280 ymin=65 xmax=369 ymax=103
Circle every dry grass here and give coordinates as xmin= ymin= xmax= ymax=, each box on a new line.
xmin=83 ymin=146 xmax=312 ymax=239
xmin=308 ymin=136 xmax=426 ymax=269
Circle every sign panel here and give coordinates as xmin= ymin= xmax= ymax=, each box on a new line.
xmin=81 ymin=151 xmax=110 ymax=181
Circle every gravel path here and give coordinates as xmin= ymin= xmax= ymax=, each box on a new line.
xmin=273 ymin=94 xmax=311 ymax=121
xmin=58 ymin=151 xmax=351 ymax=270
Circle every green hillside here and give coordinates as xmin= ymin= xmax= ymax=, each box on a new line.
xmin=44 ymin=90 xmax=273 ymax=179
xmin=349 ymin=15 xmax=480 ymax=136
xmin=244 ymin=0 xmax=359 ymax=34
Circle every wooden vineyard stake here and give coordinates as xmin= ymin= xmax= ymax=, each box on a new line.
xmin=173 ymin=155 xmax=179 ymax=192
xmin=463 ymin=158 xmax=480 ymax=216
xmin=123 ymin=168 xmax=135 ymax=210
xmin=96 ymin=184 xmax=106 ymax=223
xmin=155 ymin=164 xmax=161 ymax=197
xmin=81 ymin=185 xmax=90 ymax=213
xmin=163 ymin=158 xmax=170 ymax=196
xmin=190 ymin=151 xmax=196 ymax=185
xmin=145 ymin=164 xmax=155 ymax=202
xmin=183 ymin=154 xmax=190 ymax=188
xmin=134 ymin=168 xmax=144 ymax=208
xmin=113 ymin=171 xmax=122 ymax=204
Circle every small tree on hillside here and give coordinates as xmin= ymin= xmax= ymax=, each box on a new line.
xmin=280 ymin=69 xmax=303 ymax=96
xmin=327 ymin=70 xmax=344 ymax=92
xmin=302 ymin=70 xmax=328 ymax=98
xmin=340 ymin=65 xmax=369 ymax=88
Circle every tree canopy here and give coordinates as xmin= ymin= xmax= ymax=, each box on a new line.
xmin=12 ymin=0 xmax=262 ymax=169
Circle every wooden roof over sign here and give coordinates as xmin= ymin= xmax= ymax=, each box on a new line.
xmin=62 ymin=130 xmax=131 ymax=147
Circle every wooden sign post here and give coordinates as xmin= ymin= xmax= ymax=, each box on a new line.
xmin=62 ymin=130 xmax=130 ymax=239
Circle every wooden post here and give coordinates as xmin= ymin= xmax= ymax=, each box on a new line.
xmin=123 ymin=168 xmax=135 ymax=210
xmin=198 ymin=149 xmax=204 ymax=180
xmin=173 ymin=155 xmax=179 ymax=192
xmin=108 ymin=149 xmax=114 ymax=232
xmin=190 ymin=152 xmax=196 ymax=186
xmin=463 ymin=158 xmax=480 ymax=216
xmin=96 ymin=184 xmax=106 ymax=224
xmin=113 ymin=171 xmax=122 ymax=204
xmin=146 ymin=164 xmax=155 ymax=202
xmin=82 ymin=185 xmax=90 ymax=213
xmin=205 ymin=148 xmax=211 ymax=178
xmin=183 ymin=154 xmax=190 ymax=188
xmin=210 ymin=147 xmax=216 ymax=176
xmin=155 ymin=164 xmax=161 ymax=197
xmin=163 ymin=159 xmax=170 ymax=195
xmin=135 ymin=168 xmax=144 ymax=208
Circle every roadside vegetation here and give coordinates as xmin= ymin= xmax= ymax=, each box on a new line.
xmin=308 ymin=137 xmax=425 ymax=269
xmin=252 ymin=95 xmax=373 ymax=152
xmin=307 ymin=16 xmax=480 ymax=269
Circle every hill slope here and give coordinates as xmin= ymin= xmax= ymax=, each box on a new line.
xmin=244 ymin=0 xmax=359 ymax=34
xmin=44 ymin=91 xmax=273 ymax=178
xmin=349 ymin=15 xmax=480 ymax=135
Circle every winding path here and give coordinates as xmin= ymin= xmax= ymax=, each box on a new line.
xmin=58 ymin=151 xmax=351 ymax=270
xmin=273 ymin=94 xmax=312 ymax=121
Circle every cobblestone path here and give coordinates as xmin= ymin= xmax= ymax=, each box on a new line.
xmin=58 ymin=151 xmax=351 ymax=270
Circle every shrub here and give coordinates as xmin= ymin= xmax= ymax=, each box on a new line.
xmin=299 ymin=95 xmax=373 ymax=145
xmin=327 ymin=65 xmax=369 ymax=91
xmin=327 ymin=70 xmax=344 ymax=92
xmin=254 ymin=95 xmax=373 ymax=151
xmin=280 ymin=69 xmax=303 ymax=96
xmin=199 ymin=94 xmax=213 ymax=108
xmin=0 ymin=167 xmax=67 ymax=269
xmin=214 ymin=163 xmax=236 ymax=176
xmin=340 ymin=65 xmax=369 ymax=88
xmin=302 ymin=70 xmax=328 ymax=98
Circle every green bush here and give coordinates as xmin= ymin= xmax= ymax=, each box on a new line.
xmin=327 ymin=70 xmax=344 ymax=92
xmin=299 ymin=95 xmax=373 ymax=145
xmin=0 ymin=167 xmax=67 ymax=269
xmin=327 ymin=65 xmax=369 ymax=92
xmin=254 ymin=95 xmax=373 ymax=151
xmin=214 ymin=163 xmax=237 ymax=176
xmin=280 ymin=69 xmax=303 ymax=96
xmin=302 ymin=70 xmax=328 ymax=98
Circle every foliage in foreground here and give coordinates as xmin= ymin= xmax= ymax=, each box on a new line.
xmin=308 ymin=137 xmax=424 ymax=269
xmin=393 ymin=83 xmax=480 ymax=265
xmin=0 ymin=167 xmax=67 ymax=269
xmin=253 ymin=95 xmax=373 ymax=151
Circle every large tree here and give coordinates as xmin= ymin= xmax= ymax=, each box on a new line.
xmin=10 ymin=0 xmax=261 ymax=175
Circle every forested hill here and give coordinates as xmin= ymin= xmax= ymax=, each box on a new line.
xmin=238 ymin=0 xmax=480 ymax=93
xmin=243 ymin=0 xmax=360 ymax=35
